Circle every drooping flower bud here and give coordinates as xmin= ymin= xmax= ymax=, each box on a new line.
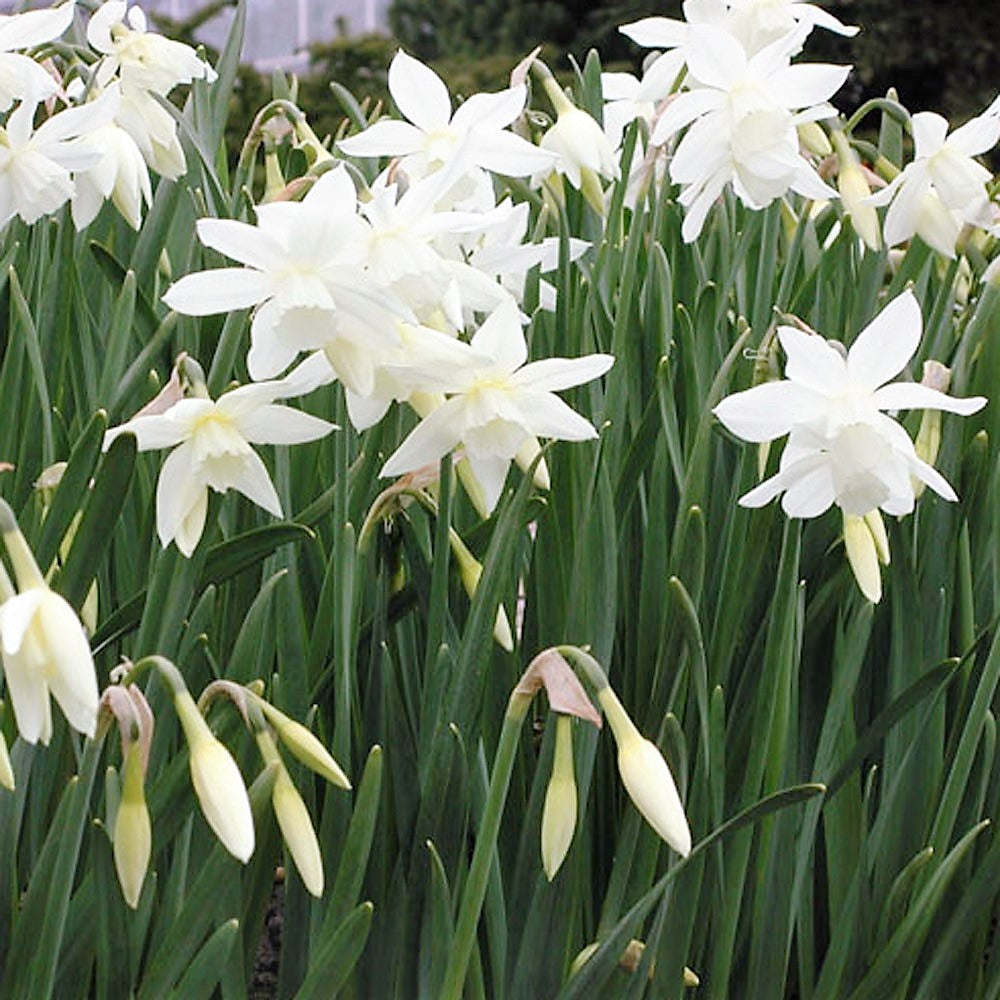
xmin=597 ymin=687 xmax=691 ymax=856
xmin=173 ymin=688 xmax=255 ymax=862
xmin=832 ymin=130 xmax=882 ymax=251
xmin=255 ymin=726 xmax=324 ymax=897
xmin=252 ymin=697 xmax=350 ymax=790
xmin=450 ymin=530 xmax=514 ymax=652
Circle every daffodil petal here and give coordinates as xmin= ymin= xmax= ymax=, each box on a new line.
xmin=163 ymin=268 xmax=267 ymax=315
xmin=227 ymin=449 xmax=283 ymax=518
xmin=511 ymin=354 xmax=614 ymax=392
xmin=846 ymin=291 xmax=921 ymax=391
xmin=871 ymin=382 xmax=987 ymax=415
xmin=388 ymin=49 xmax=452 ymax=132
xmin=713 ymin=380 xmax=823 ymax=442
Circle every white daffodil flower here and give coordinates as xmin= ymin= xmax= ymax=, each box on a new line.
xmin=866 ymin=108 xmax=1000 ymax=258
xmin=621 ymin=0 xmax=855 ymax=61
xmin=0 ymin=91 xmax=115 ymax=228
xmin=103 ymin=365 xmax=336 ymax=557
xmin=713 ymin=290 xmax=987 ymax=518
xmin=381 ymin=297 xmax=614 ymax=513
xmin=0 ymin=500 xmax=99 ymax=746
xmin=651 ymin=23 xmax=846 ymax=241
xmin=338 ymin=49 xmax=555 ymax=183
xmin=359 ymin=170 xmax=510 ymax=333
xmin=163 ymin=167 xmax=408 ymax=393
xmin=726 ymin=0 xmax=858 ymax=53
xmin=88 ymin=0 xmax=216 ymax=95
xmin=115 ymin=83 xmax=187 ymax=178
xmin=0 ymin=2 xmax=77 ymax=112
xmin=601 ymin=55 xmax=680 ymax=150
xmin=70 ymin=85 xmax=152 ymax=229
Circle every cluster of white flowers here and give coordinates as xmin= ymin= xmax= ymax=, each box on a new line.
xmin=604 ymin=0 xmax=1000 ymax=252
xmin=610 ymin=0 xmax=853 ymax=240
xmin=126 ymin=49 xmax=614 ymax=554
xmin=714 ymin=290 xmax=987 ymax=601
xmin=0 ymin=1 xmax=213 ymax=231
xmin=866 ymin=108 xmax=1000 ymax=258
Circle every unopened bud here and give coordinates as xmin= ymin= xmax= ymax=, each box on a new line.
xmin=798 ymin=120 xmax=832 ymax=158
xmin=0 ymin=726 xmax=14 ymax=791
xmin=843 ymin=511 xmax=882 ymax=603
xmin=174 ymin=690 xmax=255 ymax=862
xmin=253 ymin=698 xmax=350 ymax=790
xmin=541 ymin=714 xmax=577 ymax=880
xmin=832 ymin=129 xmax=881 ymax=251
xmin=113 ymin=744 xmax=152 ymax=908
xmin=598 ymin=687 xmax=691 ymax=856
xmin=912 ymin=361 xmax=951 ymax=498
xmin=450 ymin=530 xmax=514 ymax=651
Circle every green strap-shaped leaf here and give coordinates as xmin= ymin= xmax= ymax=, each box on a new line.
xmin=33 ymin=408 xmax=108 ymax=574
xmin=295 ymin=901 xmax=374 ymax=1000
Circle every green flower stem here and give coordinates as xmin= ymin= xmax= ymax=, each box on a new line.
xmin=439 ymin=691 xmax=532 ymax=1000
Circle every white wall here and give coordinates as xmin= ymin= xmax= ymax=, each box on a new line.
xmin=0 ymin=0 xmax=391 ymax=68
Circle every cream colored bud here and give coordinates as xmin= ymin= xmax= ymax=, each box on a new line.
xmin=798 ymin=120 xmax=832 ymax=157
xmin=0 ymin=727 xmax=14 ymax=791
xmin=541 ymin=714 xmax=577 ymax=880
xmin=598 ymin=688 xmax=691 ymax=856
xmin=514 ymin=437 xmax=551 ymax=491
xmin=838 ymin=163 xmax=882 ymax=251
xmin=984 ymin=255 xmax=1000 ymax=287
xmin=863 ymin=510 xmax=890 ymax=566
xmin=255 ymin=700 xmax=350 ymax=790
xmin=843 ymin=512 xmax=882 ymax=603
xmin=830 ymin=129 xmax=881 ymax=251
xmin=175 ymin=690 xmax=255 ymax=862
xmin=911 ymin=360 xmax=951 ymax=499
xmin=450 ymin=530 xmax=514 ymax=652
xmin=113 ymin=745 xmax=152 ymax=908
xmin=272 ymin=765 xmax=324 ymax=897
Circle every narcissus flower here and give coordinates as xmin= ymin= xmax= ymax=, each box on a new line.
xmin=650 ymin=23 xmax=847 ymax=241
xmin=104 ymin=358 xmax=336 ymax=556
xmin=0 ymin=2 xmax=77 ymax=112
xmin=866 ymin=108 xmax=1000 ymax=258
xmin=0 ymin=500 xmax=99 ymax=745
xmin=713 ymin=291 xmax=986 ymax=519
xmin=88 ymin=0 xmax=216 ymax=94
xmin=162 ymin=167 xmax=406 ymax=391
xmin=380 ymin=297 xmax=614 ymax=513
xmin=337 ymin=49 xmax=554 ymax=182
xmin=715 ymin=290 xmax=987 ymax=601
xmin=0 ymin=92 xmax=114 ymax=228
